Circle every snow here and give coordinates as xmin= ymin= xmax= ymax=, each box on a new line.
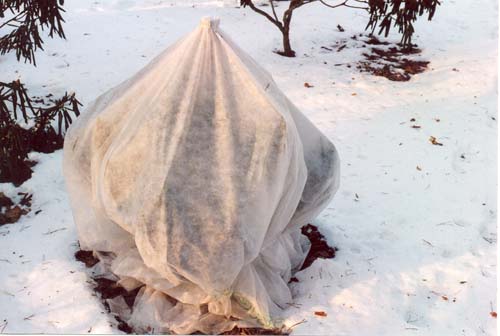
xmin=0 ymin=0 xmax=497 ymax=334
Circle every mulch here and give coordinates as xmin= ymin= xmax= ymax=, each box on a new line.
xmin=75 ymin=223 xmax=336 ymax=335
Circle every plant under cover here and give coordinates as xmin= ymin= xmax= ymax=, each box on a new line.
xmin=240 ymin=0 xmax=440 ymax=57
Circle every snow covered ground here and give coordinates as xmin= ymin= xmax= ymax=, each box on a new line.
xmin=0 ymin=0 xmax=497 ymax=334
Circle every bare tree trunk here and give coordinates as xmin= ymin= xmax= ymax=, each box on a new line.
xmin=242 ymin=0 xmax=298 ymax=57
xmin=279 ymin=10 xmax=295 ymax=57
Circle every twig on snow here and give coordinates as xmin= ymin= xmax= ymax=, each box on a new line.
xmin=0 ymin=320 xmax=7 ymax=333
xmin=23 ymin=314 xmax=34 ymax=320
xmin=43 ymin=227 xmax=67 ymax=235
xmin=287 ymin=318 xmax=307 ymax=330
xmin=422 ymin=239 xmax=434 ymax=247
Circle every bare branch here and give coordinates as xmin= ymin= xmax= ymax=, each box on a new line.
xmin=318 ymin=0 xmax=367 ymax=10
xmin=241 ymin=0 xmax=283 ymax=31
xmin=344 ymin=2 xmax=368 ymax=9
xmin=269 ymin=1 xmax=279 ymax=23
xmin=318 ymin=0 xmax=347 ymax=9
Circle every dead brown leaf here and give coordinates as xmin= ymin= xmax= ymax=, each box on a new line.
xmin=314 ymin=311 xmax=327 ymax=317
xmin=304 ymin=82 xmax=314 ymax=88
xmin=5 ymin=206 xmax=22 ymax=223
xmin=429 ymin=136 xmax=443 ymax=146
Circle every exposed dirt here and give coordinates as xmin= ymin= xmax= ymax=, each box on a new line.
xmin=321 ymin=34 xmax=429 ymax=81
xmin=74 ymin=249 xmax=139 ymax=333
xmin=74 ymin=250 xmax=99 ymax=267
xmin=358 ymin=36 xmax=429 ymax=81
xmin=300 ymin=224 xmax=336 ymax=270
xmin=0 ymin=193 xmax=14 ymax=208
xmin=0 ymin=157 xmax=36 ymax=187
xmin=221 ymin=326 xmax=289 ymax=335
xmin=0 ymin=192 xmax=32 ymax=226
xmin=93 ymin=277 xmax=128 ymax=300
xmin=74 ymin=223 xmax=335 ymax=335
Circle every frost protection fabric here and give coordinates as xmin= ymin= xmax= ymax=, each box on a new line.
xmin=64 ymin=17 xmax=340 ymax=334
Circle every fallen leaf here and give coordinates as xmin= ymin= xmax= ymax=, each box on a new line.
xmin=410 ymin=118 xmax=416 ymax=122
xmin=435 ymin=118 xmax=440 ymax=122
xmin=441 ymin=295 xmax=448 ymax=301
xmin=416 ymin=166 xmax=422 ymax=171
xmin=411 ymin=125 xmax=421 ymax=129
xmin=314 ymin=311 xmax=327 ymax=317
xmin=429 ymin=136 xmax=443 ymax=146
xmin=490 ymin=312 xmax=497 ymax=318
xmin=304 ymin=82 xmax=314 ymax=88
xmin=5 ymin=206 xmax=22 ymax=223
xmin=351 ymin=92 xmax=357 ymax=96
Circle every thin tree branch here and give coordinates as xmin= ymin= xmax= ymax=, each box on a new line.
xmin=290 ymin=0 xmax=316 ymax=11
xmin=318 ymin=0 xmax=367 ymax=10
xmin=269 ymin=0 xmax=279 ymax=23
xmin=243 ymin=0 xmax=283 ymax=31
xmin=344 ymin=3 xmax=368 ymax=9
xmin=318 ymin=0 xmax=346 ymax=9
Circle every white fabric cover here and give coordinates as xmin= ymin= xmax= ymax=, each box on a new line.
xmin=63 ymin=17 xmax=340 ymax=334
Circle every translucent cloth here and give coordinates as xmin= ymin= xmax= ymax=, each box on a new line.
xmin=63 ymin=17 xmax=340 ymax=334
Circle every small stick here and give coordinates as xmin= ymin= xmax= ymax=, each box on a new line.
xmin=43 ymin=228 xmax=67 ymax=235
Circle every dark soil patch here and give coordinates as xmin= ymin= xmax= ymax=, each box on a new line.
xmin=75 ymin=250 xmax=138 ymax=333
xmin=0 ymin=192 xmax=32 ymax=226
xmin=116 ymin=317 xmax=134 ymax=334
xmin=0 ymin=193 xmax=13 ymax=208
xmin=300 ymin=224 xmax=336 ymax=271
xmin=357 ymin=36 xmax=429 ymax=81
xmin=74 ymin=250 xmax=99 ymax=268
xmin=93 ymin=277 xmax=128 ymax=300
xmin=321 ymin=34 xmax=429 ymax=81
xmin=221 ymin=326 xmax=289 ymax=335
xmin=364 ymin=36 xmax=390 ymax=46
xmin=74 ymin=223 xmax=335 ymax=335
